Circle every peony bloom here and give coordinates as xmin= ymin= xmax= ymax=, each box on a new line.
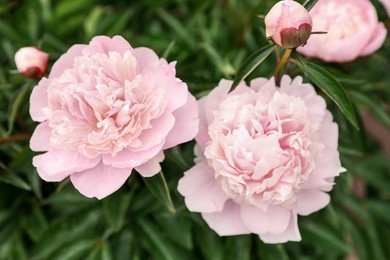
xmin=178 ymin=76 xmax=345 ymax=243
xmin=265 ymin=0 xmax=312 ymax=49
xmin=30 ymin=35 xmax=199 ymax=199
xmin=15 ymin=47 xmax=49 ymax=79
xmin=298 ymin=0 xmax=387 ymax=63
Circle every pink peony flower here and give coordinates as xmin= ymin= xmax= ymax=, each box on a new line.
xmin=30 ymin=35 xmax=199 ymax=199
xmin=15 ymin=47 xmax=49 ymax=79
xmin=178 ymin=76 xmax=345 ymax=243
xmin=298 ymin=0 xmax=387 ymax=62
xmin=265 ymin=0 xmax=312 ymax=49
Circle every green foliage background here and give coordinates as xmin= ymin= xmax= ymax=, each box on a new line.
xmin=0 ymin=0 xmax=390 ymax=259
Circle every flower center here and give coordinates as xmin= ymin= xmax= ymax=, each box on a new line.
xmin=45 ymin=51 xmax=165 ymax=158
xmin=204 ymin=89 xmax=320 ymax=209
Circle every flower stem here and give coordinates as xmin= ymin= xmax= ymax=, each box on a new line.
xmin=0 ymin=133 xmax=31 ymax=145
xmin=273 ymin=48 xmax=292 ymax=82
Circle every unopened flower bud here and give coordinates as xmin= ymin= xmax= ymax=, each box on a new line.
xmin=265 ymin=0 xmax=312 ymax=49
xmin=15 ymin=47 xmax=49 ymax=79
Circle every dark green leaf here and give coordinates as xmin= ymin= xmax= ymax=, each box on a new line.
xmin=142 ymin=171 xmax=175 ymax=213
xmin=0 ymin=162 xmax=30 ymax=191
xmin=231 ymin=44 xmax=277 ymax=90
xmin=303 ymin=0 xmax=319 ymax=11
xmin=103 ymin=188 xmax=133 ymax=232
xmin=350 ymin=90 xmax=390 ymax=128
xmin=301 ymin=221 xmax=351 ymax=254
xmin=158 ymin=212 xmax=193 ymax=250
xmin=7 ymin=82 xmax=30 ymax=135
xmin=138 ymin=219 xmax=177 ymax=260
xmin=223 ymin=236 xmax=252 ymax=260
xmin=295 ymin=52 xmax=358 ymax=129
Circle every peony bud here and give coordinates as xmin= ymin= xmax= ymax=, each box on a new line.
xmin=14 ymin=47 xmax=49 ymax=79
xmin=265 ymin=0 xmax=312 ymax=49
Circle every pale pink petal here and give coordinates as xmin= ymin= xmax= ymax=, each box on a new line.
xmin=240 ymin=204 xmax=291 ymax=235
xmin=178 ymin=161 xmax=229 ymax=213
xmin=195 ymin=96 xmax=211 ymax=150
xmin=102 ymin=139 xmax=165 ymax=168
xmin=133 ymin=47 xmax=159 ymax=72
xmin=30 ymin=122 xmax=51 ymax=152
xmin=259 ymin=210 xmax=301 ymax=243
xmin=29 ymin=78 xmax=50 ymax=122
xmin=82 ymin=35 xmax=133 ymax=56
xmin=296 ymin=190 xmax=330 ymax=216
xmin=360 ymin=23 xmax=387 ymax=56
xmin=163 ymin=93 xmax=199 ymax=149
xmin=202 ymin=200 xmax=251 ymax=236
xmin=49 ymin=45 xmax=84 ymax=78
xmin=141 ymin=66 xmax=188 ymax=112
xmin=33 ymin=149 xmax=100 ymax=182
xmin=135 ymin=151 xmax=165 ymax=177
xmin=138 ymin=112 xmax=176 ymax=151
xmin=204 ymin=79 xmax=232 ymax=124
xmin=70 ymin=162 xmax=131 ymax=199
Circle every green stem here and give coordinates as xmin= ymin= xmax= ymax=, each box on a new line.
xmin=273 ymin=48 xmax=292 ymax=81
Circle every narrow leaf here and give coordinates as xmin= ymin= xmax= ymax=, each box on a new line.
xmin=138 ymin=219 xmax=177 ymax=260
xmin=141 ymin=171 xmax=175 ymax=213
xmin=0 ymin=162 xmax=30 ymax=190
xmin=295 ymin=52 xmax=358 ymax=129
xmin=303 ymin=0 xmax=319 ymax=11
xmin=103 ymin=189 xmax=133 ymax=232
xmin=7 ymin=82 xmax=30 ymax=135
xmin=231 ymin=44 xmax=277 ymax=90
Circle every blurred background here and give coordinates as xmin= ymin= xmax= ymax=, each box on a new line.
xmin=0 ymin=0 xmax=390 ymax=259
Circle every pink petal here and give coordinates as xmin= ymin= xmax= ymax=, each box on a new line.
xmin=195 ymin=96 xmax=211 ymax=150
xmin=202 ymin=200 xmax=251 ymax=236
xmin=135 ymin=151 xmax=165 ymax=177
xmin=49 ymin=45 xmax=84 ymax=78
xmin=259 ymin=210 xmax=301 ymax=243
xmin=360 ymin=23 xmax=387 ymax=56
xmin=82 ymin=35 xmax=133 ymax=56
xmin=240 ymin=205 xmax=291 ymax=235
xmin=296 ymin=190 xmax=330 ymax=216
xmin=70 ymin=162 xmax=131 ymax=199
xmin=33 ymin=149 xmax=100 ymax=182
xmin=178 ymin=160 xmax=229 ymax=213
xmin=133 ymin=47 xmax=159 ymax=72
xmin=102 ymin=139 xmax=165 ymax=168
xmin=29 ymin=78 xmax=50 ymax=122
xmin=141 ymin=66 xmax=188 ymax=112
xmin=30 ymin=121 xmax=51 ymax=152
xmin=138 ymin=112 xmax=176 ymax=151
xmin=163 ymin=93 xmax=199 ymax=149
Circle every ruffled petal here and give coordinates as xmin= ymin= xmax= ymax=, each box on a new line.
xmin=135 ymin=151 xmax=164 ymax=177
xmin=30 ymin=121 xmax=51 ymax=152
xmin=296 ymin=190 xmax=330 ymax=216
xmin=163 ymin=93 xmax=199 ymax=149
xmin=259 ymin=210 xmax=301 ymax=243
xmin=202 ymin=200 xmax=251 ymax=236
xmin=178 ymin=160 xmax=229 ymax=213
xmin=70 ymin=162 xmax=131 ymax=199
xmin=29 ymin=78 xmax=50 ymax=122
xmin=33 ymin=149 xmax=100 ymax=182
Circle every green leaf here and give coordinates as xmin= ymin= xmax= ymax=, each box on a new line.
xmin=22 ymin=206 xmax=48 ymax=242
xmin=303 ymin=0 xmax=319 ymax=11
xmin=86 ymin=243 xmax=112 ymax=260
xmin=223 ymin=236 xmax=252 ymax=260
xmin=138 ymin=218 xmax=177 ymax=260
xmin=231 ymin=44 xmax=277 ymax=90
xmin=7 ymin=82 xmax=30 ymax=135
xmin=141 ymin=171 xmax=175 ymax=213
xmin=0 ymin=162 xmax=30 ymax=191
xmin=103 ymin=188 xmax=133 ymax=232
xmin=158 ymin=211 xmax=193 ymax=250
xmin=350 ymin=90 xmax=390 ymax=128
xmin=301 ymin=221 xmax=351 ymax=254
xmin=295 ymin=52 xmax=358 ymax=129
